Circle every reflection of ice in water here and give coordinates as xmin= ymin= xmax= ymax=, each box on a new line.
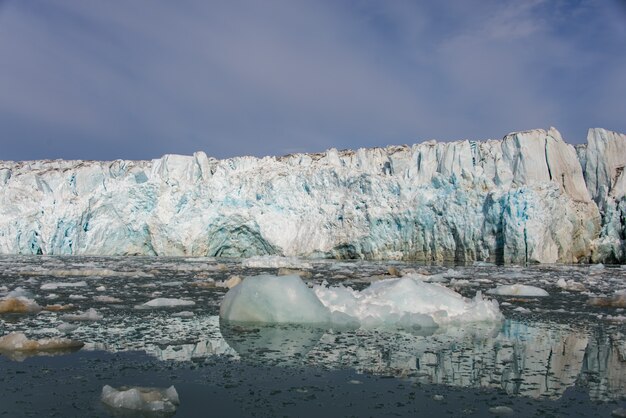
xmin=0 ymin=255 xmax=625 ymax=402
xmin=216 ymin=319 xmax=626 ymax=401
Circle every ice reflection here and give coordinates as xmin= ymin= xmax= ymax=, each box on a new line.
xmin=215 ymin=319 xmax=626 ymax=401
xmin=220 ymin=323 xmax=324 ymax=364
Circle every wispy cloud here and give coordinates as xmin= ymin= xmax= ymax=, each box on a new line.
xmin=0 ymin=0 xmax=623 ymax=160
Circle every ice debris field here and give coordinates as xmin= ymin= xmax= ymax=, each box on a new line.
xmin=0 ymin=254 xmax=625 ymax=412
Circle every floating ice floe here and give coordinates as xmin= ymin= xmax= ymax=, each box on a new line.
xmin=489 ymin=406 xmax=514 ymax=415
xmin=242 ymin=256 xmax=312 ymax=269
xmin=5 ymin=287 xmax=33 ymax=299
xmin=61 ymin=308 xmax=103 ymax=321
xmin=101 ymin=385 xmax=179 ymax=413
xmin=588 ymin=290 xmax=626 ymax=308
xmin=136 ymin=298 xmax=196 ymax=309
xmin=216 ymin=275 xmax=242 ymax=289
xmin=556 ymin=278 xmax=586 ymax=292
xmin=589 ymin=263 xmax=605 ymax=273
xmin=220 ymin=275 xmax=502 ymax=328
xmin=93 ymin=295 xmax=122 ymax=303
xmin=172 ymin=311 xmax=194 ymax=318
xmin=0 ymin=332 xmax=83 ymax=356
xmin=0 ymin=297 xmax=41 ymax=314
xmin=487 ymin=284 xmax=549 ymax=297
xmin=57 ymin=323 xmax=79 ymax=334
xmin=40 ymin=281 xmax=87 ymax=290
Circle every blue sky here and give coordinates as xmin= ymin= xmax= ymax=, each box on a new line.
xmin=0 ymin=0 xmax=624 ymax=161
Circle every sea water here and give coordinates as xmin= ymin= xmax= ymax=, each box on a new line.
xmin=0 ymin=255 xmax=625 ymax=417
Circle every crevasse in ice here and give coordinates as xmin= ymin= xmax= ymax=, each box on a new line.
xmin=0 ymin=127 xmax=624 ymax=263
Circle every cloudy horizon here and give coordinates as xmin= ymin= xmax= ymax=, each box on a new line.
xmin=0 ymin=0 xmax=624 ymax=161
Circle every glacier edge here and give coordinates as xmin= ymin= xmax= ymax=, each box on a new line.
xmin=0 ymin=127 xmax=624 ymax=263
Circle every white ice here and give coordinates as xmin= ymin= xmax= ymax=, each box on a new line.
xmin=0 ymin=127 xmax=624 ymax=264
xmin=220 ymin=275 xmax=502 ymax=328
xmin=220 ymin=275 xmax=330 ymax=324
xmin=136 ymin=298 xmax=196 ymax=309
xmin=101 ymin=385 xmax=179 ymax=413
xmin=0 ymin=292 xmax=41 ymax=313
xmin=242 ymin=256 xmax=313 ymax=269
xmin=315 ymin=277 xmax=502 ymax=327
xmin=61 ymin=308 xmax=103 ymax=321
xmin=0 ymin=332 xmax=83 ymax=352
xmin=487 ymin=284 xmax=549 ymax=297
xmin=40 ymin=281 xmax=87 ymax=290
xmin=556 ymin=278 xmax=586 ymax=292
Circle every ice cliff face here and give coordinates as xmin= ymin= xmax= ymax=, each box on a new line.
xmin=0 ymin=127 xmax=624 ymax=263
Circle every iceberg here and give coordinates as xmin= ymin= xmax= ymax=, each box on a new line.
xmin=220 ymin=275 xmax=330 ymax=324
xmin=314 ymin=277 xmax=502 ymax=327
xmin=0 ymin=127 xmax=623 ymax=263
xmin=219 ymin=275 xmax=502 ymax=328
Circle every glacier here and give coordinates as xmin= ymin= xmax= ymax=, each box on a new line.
xmin=0 ymin=127 xmax=624 ymax=263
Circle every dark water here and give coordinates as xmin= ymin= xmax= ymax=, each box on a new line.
xmin=0 ymin=256 xmax=625 ymax=416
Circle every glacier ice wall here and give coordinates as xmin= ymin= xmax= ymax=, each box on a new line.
xmin=0 ymin=127 xmax=624 ymax=263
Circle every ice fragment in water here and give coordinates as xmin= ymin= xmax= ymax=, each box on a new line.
xmin=40 ymin=281 xmax=87 ymax=290
xmin=489 ymin=406 xmax=514 ymax=415
xmin=556 ymin=278 xmax=586 ymax=292
xmin=0 ymin=332 xmax=83 ymax=353
xmin=61 ymin=308 xmax=103 ymax=321
xmin=93 ymin=295 xmax=122 ymax=303
xmin=0 ymin=297 xmax=41 ymax=314
xmin=487 ymin=284 xmax=549 ymax=297
xmin=101 ymin=385 xmax=179 ymax=413
xmin=241 ymin=256 xmax=312 ymax=269
xmin=136 ymin=298 xmax=196 ymax=309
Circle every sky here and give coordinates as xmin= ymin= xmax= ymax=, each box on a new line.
xmin=0 ymin=0 xmax=624 ymax=161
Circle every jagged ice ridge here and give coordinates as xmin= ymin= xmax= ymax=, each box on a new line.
xmin=0 ymin=127 xmax=624 ymax=263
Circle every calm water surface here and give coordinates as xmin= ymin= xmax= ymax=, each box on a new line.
xmin=0 ymin=256 xmax=625 ymax=417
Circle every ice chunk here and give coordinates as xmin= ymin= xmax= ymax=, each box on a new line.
xmin=556 ymin=278 xmax=586 ymax=292
xmin=61 ymin=308 xmax=103 ymax=321
xmin=216 ymin=275 xmax=242 ymax=289
xmin=220 ymin=275 xmax=330 ymax=324
xmin=5 ymin=287 xmax=33 ymax=299
xmin=487 ymin=284 xmax=549 ymax=297
xmin=220 ymin=275 xmax=502 ymax=328
xmin=0 ymin=332 xmax=83 ymax=355
xmin=315 ymin=277 xmax=502 ymax=327
xmin=489 ymin=406 xmax=514 ymax=415
xmin=101 ymin=385 xmax=179 ymax=413
xmin=162 ymin=281 xmax=183 ymax=287
xmin=136 ymin=298 xmax=196 ymax=309
xmin=57 ymin=323 xmax=78 ymax=334
xmin=172 ymin=311 xmax=194 ymax=318
xmin=588 ymin=291 xmax=626 ymax=308
xmin=242 ymin=256 xmax=312 ymax=269
xmin=93 ymin=295 xmax=122 ymax=303
xmin=40 ymin=281 xmax=87 ymax=290
xmin=0 ymin=297 xmax=41 ymax=314
xmin=589 ymin=263 xmax=605 ymax=272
